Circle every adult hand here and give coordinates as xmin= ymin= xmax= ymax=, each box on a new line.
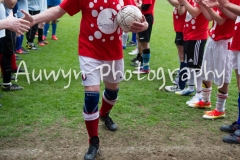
xmin=130 ymin=15 xmax=148 ymax=33
xmin=6 ymin=11 xmax=30 ymax=35
xmin=21 ymin=10 xmax=35 ymax=27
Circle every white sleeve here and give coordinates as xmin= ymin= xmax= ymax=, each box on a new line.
xmin=41 ymin=0 xmax=48 ymax=12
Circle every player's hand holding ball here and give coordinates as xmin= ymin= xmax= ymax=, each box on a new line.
xmin=130 ymin=15 xmax=148 ymax=33
xmin=117 ymin=5 xmax=148 ymax=33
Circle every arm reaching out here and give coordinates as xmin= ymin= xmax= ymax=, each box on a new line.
xmin=0 ymin=11 xmax=30 ymax=35
xmin=218 ymin=0 xmax=240 ymax=16
xmin=218 ymin=6 xmax=237 ymax=20
xmin=21 ymin=6 xmax=66 ymax=26
xmin=203 ymin=0 xmax=237 ymax=20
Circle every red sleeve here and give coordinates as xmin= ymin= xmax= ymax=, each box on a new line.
xmin=124 ymin=0 xmax=136 ymax=6
xmin=60 ymin=0 xmax=82 ymax=16
xmin=143 ymin=0 xmax=153 ymax=5
xmin=229 ymin=0 xmax=240 ymax=5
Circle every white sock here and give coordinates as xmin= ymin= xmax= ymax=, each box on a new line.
xmin=196 ymin=73 xmax=202 ymax=93
xmin=135 ymin=41 xmax=138 ymax=52
xmin=187 ymin=70 xmax=195 ymax=91
xmin=195 ymin=91 xmax=202 ymax=99
xmin=122 ymin=32 xmax=128 ymax=47
xmin=216 ymin=93 xmax=228 ymax=112
xmin=3 ymin=82 xmax=12 ymax=87
xmin=202 ymin=87 xmax=212 ymax=103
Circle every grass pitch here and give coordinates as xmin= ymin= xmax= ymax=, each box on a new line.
xmin=0 ymin=1 xmax=238 ymax=139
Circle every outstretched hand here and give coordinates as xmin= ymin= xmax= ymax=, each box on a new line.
xmin=21 ymin=10 xmax=35 ymax=27
xmin=130 ymin=15 xmax=149 ymax=33
xmin=6 ymin=11 xmax=30 ymax=35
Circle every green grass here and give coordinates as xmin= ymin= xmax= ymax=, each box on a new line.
xmin=0 ymin=1 xmax=238 ymax=138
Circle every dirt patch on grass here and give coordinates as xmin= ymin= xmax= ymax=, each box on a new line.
xmin=1 ymin=123 xmax=240 ymax=160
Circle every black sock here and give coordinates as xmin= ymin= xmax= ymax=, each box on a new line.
xmin=38 ymin=28 xmax=43 ymax=42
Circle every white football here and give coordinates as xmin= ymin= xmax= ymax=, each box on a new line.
xmin=117 ymin=5 xmax=143 ymax=32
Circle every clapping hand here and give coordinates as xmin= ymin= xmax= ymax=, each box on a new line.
xmin=202 ymin=0 xmax=219 ymax=7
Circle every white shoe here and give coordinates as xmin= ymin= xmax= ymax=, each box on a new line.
xmin=175 ymin=88 xmax=194 ymax=96
xmin=186 ymin=94 xmax=201 ymax=105
xmin=165 ymin=85 xmax=182 ymax=92
xmin=134 ymin=66 xmax=142 ymax=70
xmin=172 ymin=78 xmax=179 ymax=85
xmin=128 ymin=48 xmax=138 ymax=55
xmin=132 ymin=68 xmax=150 ymax=74
xmin=172 ymin=71 xmax=179 ymax=85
